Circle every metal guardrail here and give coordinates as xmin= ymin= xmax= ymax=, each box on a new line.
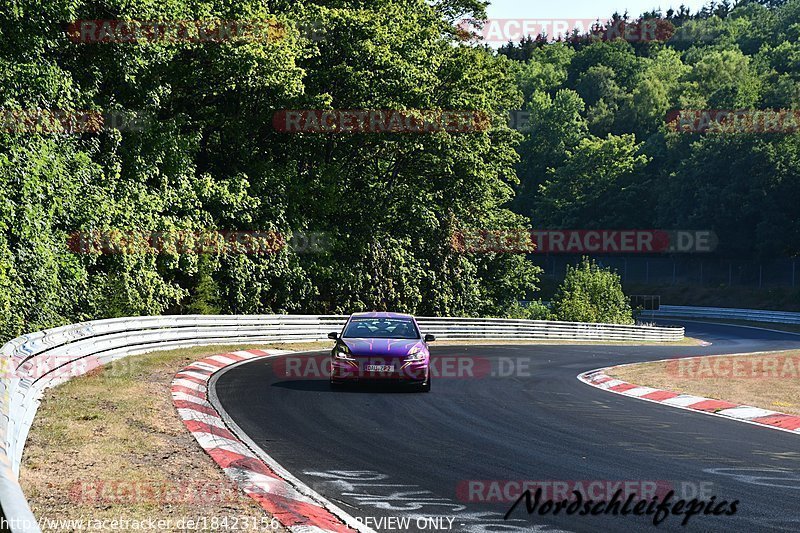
xmin=647 ymin=305 xmax=800 ymax=325
xmin=0 ymin=314 xmax=683 ymax=531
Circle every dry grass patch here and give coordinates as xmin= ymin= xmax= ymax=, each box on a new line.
xmin=608 ymin=351 xmax=800 ymax=415
xmin=20 ymin=342 xmax=328 ymax=531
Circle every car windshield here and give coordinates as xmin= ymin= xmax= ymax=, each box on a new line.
xmin=342 ymin=318 xmax=420 ymax=339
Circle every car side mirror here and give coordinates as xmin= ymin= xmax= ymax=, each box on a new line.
xmin=424 ymin=333 xmax=436 ymax=342
xmin=328 ymin=332 xmax=339 ymax=340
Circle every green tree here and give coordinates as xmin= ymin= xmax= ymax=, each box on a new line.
xmin=0 ymin=0 xmax=544 ymax=340
xmin=534 ymin=134 xmax=650 ymax=227
xmin=513 ymin=89 xmax=587 ymax=218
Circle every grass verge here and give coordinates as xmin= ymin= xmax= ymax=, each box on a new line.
xmin=607 ymin=350 xmax=800 ymax=416
xmin=20 ymin=342 xmax=328 ymax=531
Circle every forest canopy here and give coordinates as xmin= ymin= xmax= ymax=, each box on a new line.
xmin=0 ymin=0 xmax=796 ymax=338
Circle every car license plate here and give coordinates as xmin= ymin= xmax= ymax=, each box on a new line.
xmin=366 ymin=364 xmax=394 ymax=372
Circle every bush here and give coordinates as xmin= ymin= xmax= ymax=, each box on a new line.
xmin=551 ymin=257 xmax=633 ymax=324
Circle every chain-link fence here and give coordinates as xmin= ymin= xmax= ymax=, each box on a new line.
xmin=532 ymin=255 xmax=800 ymax=288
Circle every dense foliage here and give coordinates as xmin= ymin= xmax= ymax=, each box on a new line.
xmin=501 ymin=0 xmax=800 ymax=263
xmin=1 ymin=0 xmax=798 ymax=338
xmin=0 ymin=0 xmax=541 ymax=339
xmin=504 ymin=300 xmax=552 ymax=320
xmin=550 ymin=257 xmax=634 ymax=324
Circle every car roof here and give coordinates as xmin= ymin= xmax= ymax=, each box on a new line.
xmin=349 ymin=312 xmax=414 ymax=320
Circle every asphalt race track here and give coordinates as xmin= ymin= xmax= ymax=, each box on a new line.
xmin=214 ymin=322 xmax=800 ymax=533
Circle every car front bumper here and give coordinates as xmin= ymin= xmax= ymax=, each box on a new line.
xmin=330 ymin=358 xmax=429 ymax=384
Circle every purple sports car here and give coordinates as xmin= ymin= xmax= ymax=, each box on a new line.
xmin=328 ymin=312 xmax=435 ymax=392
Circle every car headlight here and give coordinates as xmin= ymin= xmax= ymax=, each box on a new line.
xmin=334 ymin=344 xmax=355 ymax=360
xmin=405 ymin=347 xmax=426 ymax=361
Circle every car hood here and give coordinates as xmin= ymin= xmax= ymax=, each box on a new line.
xmin=341 ymin=338 xmax=424 ymax=357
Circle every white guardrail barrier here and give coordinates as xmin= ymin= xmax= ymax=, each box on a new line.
xmin=0 ymin=314 xmax=683 ymax=531
xmin=647 ymin=305 xmax=800 ymax=324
